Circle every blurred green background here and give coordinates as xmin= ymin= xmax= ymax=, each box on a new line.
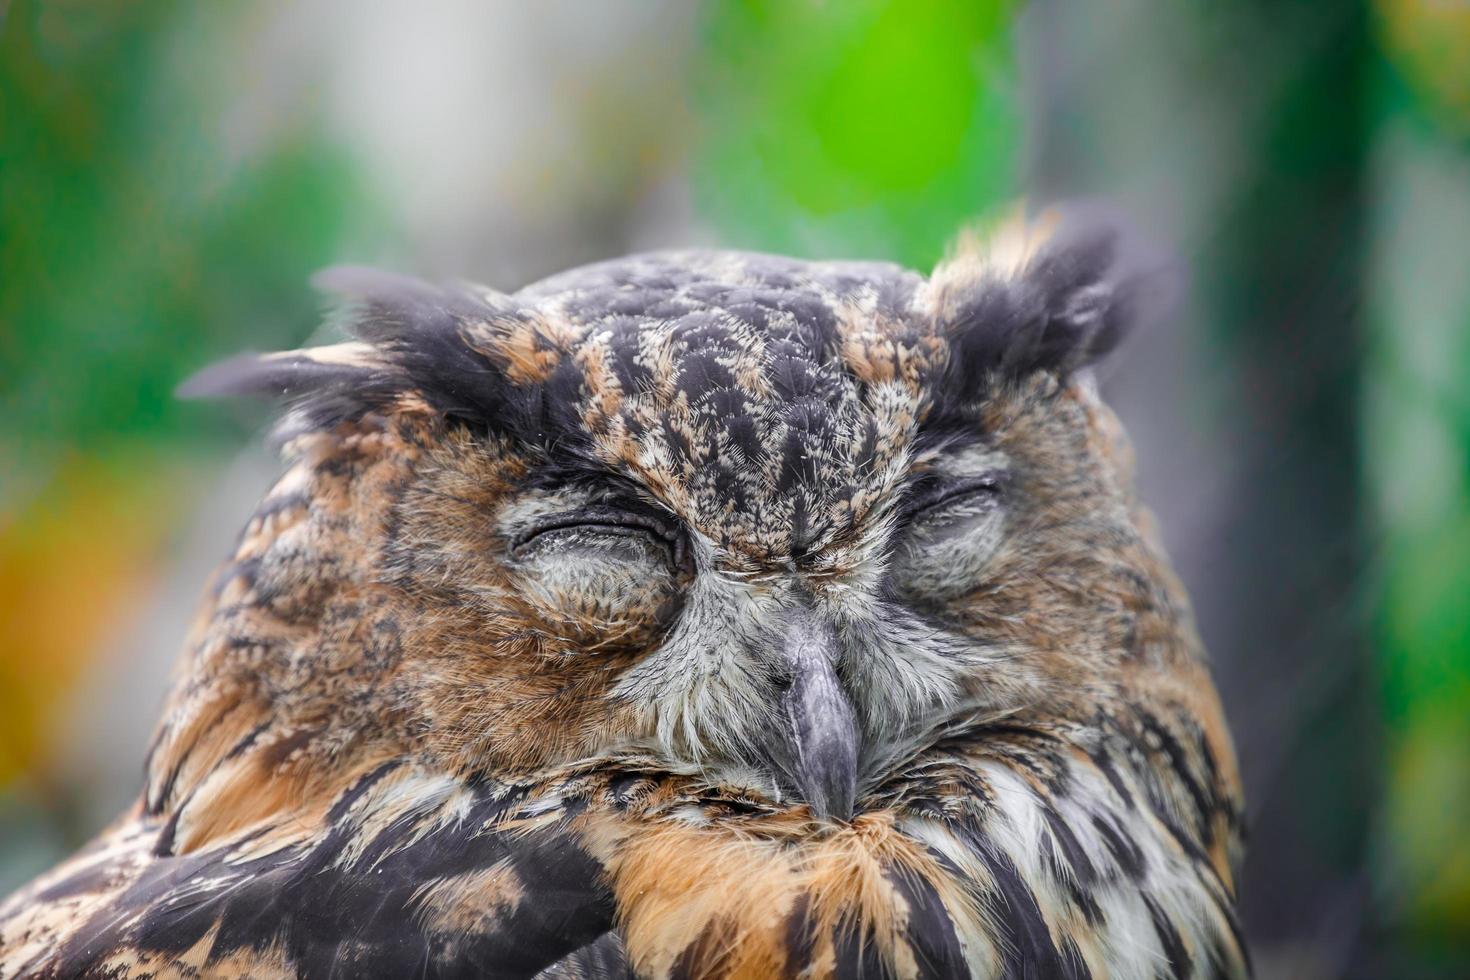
xmin=2 ymin=1 xmax=1467 ymax=976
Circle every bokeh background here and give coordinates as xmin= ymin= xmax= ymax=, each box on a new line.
xmin=2 ymin=1 xmax=1467 ymax=976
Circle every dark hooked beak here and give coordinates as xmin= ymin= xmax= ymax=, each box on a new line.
xmin=773 ymin=607 xmax=858 ymax=822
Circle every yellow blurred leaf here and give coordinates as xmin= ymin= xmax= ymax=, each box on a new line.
xmin=0 ymin=452 xmax=185 ymax=788
xmin=1376 ymin=0 xmax=1470 ymax=132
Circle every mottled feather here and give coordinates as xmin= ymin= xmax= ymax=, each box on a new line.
xmin=1 ymin=210 xmax=1243 ymax=979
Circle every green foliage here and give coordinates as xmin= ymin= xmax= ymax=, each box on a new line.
xmin=0 ymin=0 xmax=369 ymax=458
xmin=0 ymin=1 xmax=376 ymax=864
xmin=692 ymin=0 xmax=1019 ymax=269
xmin=1366 ymin=54 xmax=1470 ymax=935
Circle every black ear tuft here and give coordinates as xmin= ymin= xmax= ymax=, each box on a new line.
xmin=930 ymin=204 xmax=1174 ymax=402
xmin=178 ymin=267 xmax=525 ymax=441
xmin=176 ymin=347 xmax=382 ymax=401
xmin=311 ymin=265 xmax=520 ymax=423
xmin=175 ymin=342 xmax=408 ymax=441
xmin=310 ymin=265 xmax=510 ymax=344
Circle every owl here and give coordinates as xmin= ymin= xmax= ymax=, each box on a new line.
xmin=0 ymin=212 xmax=1246 ymax=979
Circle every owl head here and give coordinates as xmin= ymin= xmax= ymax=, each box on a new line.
xmin=160 ymin=211 xmax=1228 ymax=851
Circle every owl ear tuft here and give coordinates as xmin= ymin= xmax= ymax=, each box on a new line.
xmin=176 ymin=343 xmax=388 ymax=400
xmin=929 ymin=204 xmax=1174 ymax=400
xmin=178 ymin=267 xmax=525 ymax=440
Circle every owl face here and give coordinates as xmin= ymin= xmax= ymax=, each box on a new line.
xmin=185 ymin=228 xmax=1183 ymax=828
xmin=0 ymin=219 xmax=1247 ymax=979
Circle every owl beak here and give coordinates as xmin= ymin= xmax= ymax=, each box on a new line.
xmin=776 ymin=609 xmax=858 ymax=822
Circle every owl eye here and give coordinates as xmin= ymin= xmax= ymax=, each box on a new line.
xmin=507 ymin=500 xmax=689 ymax=644
xmin=511 ymin=505 xmax=687 ymax=569
xmin=891 ymin=472 xmax=1007 ymax=601
xmin=903 ymin=474 xmax=1004 ymax=524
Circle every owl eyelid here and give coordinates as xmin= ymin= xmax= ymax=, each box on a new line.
xmin=904 ymin=473 xmax=1005 ymax=520
xmin=511 ymin=506 xmax=687 ymax=566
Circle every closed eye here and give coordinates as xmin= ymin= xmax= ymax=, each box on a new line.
xmin=512 ymin=505 xmax=688 ymax=568
xmin=903 ymin=474 xmax=1004 ymax=523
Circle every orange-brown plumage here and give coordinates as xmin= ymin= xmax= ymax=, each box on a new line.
xmin=1 ymin=213 xmax=1245 ymax=979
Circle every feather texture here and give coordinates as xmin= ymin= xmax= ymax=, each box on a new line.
xmin=2 ymin=212 xmax=1244 ymax=979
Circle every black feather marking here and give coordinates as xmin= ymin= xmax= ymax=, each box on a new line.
xmin=1216 ymin=899 xmax=1251 ymax=977
xmin=934 ymin=206 xmax=1172 ymax=408
xmin=1083 ymin=743 xmax=1136 ymax=811
xmin=50 ymin=775 xmax=615 ymax=980
xmin=1142 ymin=892 xmax=1192 ymax=980
xmin=30 ymin=861 xmax=118 ymax=905
xmin=1040 ymin=805 xmax=1104 ymax=925
xmin=831 ymin=917 xmax=895 ymax=980
xmin=668 ymin=916 xmax=734 ymax=980
xmin=145 ymin=696 xmax=260 ymax=817
xmin=886 ymin=862 xmax=967 ymax=979
xmin=1041 ymin=804 xmax=1097 ymax=888
xmin=1090 ymin=813 xmax=1148 ymax=880
xmin=781 ymin=891 xmax=818 ymax=974
xmin=543 ymin=932 xmax=634 ymax=979
xmin=970 ymin=838 xmax=1085 ymax=980
xmin=1133 ymin=708 xmax=1214 ymax=842
xmin=1058 ymin=937 xmax=1093 ymax=980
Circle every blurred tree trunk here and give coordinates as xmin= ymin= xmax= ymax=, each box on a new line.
xmin=1023 ymin=3 xmax=1375 ymax=976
